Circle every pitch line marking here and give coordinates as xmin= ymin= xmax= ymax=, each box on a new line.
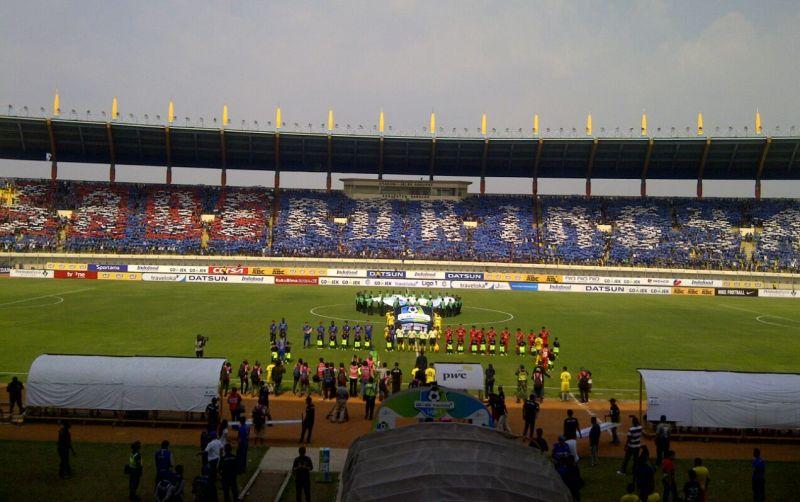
xmin=0 ymin=296 xmax=65 ymax=309
xmin=718 ymin=303 xmax=800 ymax=329
xmin=0 ymin=287 xmax=95 ymax=307
xmin=309 ymin=304 xmax=371 ymax=323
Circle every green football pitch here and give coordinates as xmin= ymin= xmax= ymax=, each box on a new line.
xmin=2 ymin=279 xmax=799 ymax=395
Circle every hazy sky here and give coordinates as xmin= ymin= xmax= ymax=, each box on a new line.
xmin=2 ymin=1 xmax=799 ymax=197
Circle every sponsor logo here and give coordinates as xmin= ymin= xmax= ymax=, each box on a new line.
xmin=526 ymin=274 xmax=562 ymax=283
xmin=445 ymin=272 xmax=484 ymax=281
xmin=367 ymin=270 xmax=406 ymax=279
xmin=248 ymin=267 xmax=272 ymax=276
xmin=329 ymin=269 xmax=363 ymax=277
xmin=716 ymin=288 xmax=758 ymax=297
xmin=510 ymin=282 xmax=539 ymax=291
xmin=0 ymin=267 xmax=10 ymax=274
xmin=585 ymin=285 xmax=625 ymax=293
xmin=548 ymin=284 xmax=574 ymax=292
xmin=89 ymin=264 xmax=128 ymax=272
xmin=46 ymin=262 xmax=89 ymax=271
xmin=208 ymin=266 xmax=246 ymax=275
xmin=409 ymin=270 xmax=442 ymax=279
xmin=143 ymin=273 xmax=187 ymax=282
xmin=240 ymin=275 xmax=268 ymax=283
xmin=131 ymin=265 xmax=161 ymax=272
xmin=672 ymin=287 xmax=715 ymax=296
xmin=758 ymin=289 xmax=799 ymax=298
xmin=54 ymin=270 xmax=97 ymax=280
xmin=97 ymin=272 xmax=141 ymax=281
xmin=10 ymin=269 xmax=54 ymax=279
xmin=441 ymin=371 xmax=468 ymax=382
xmin=188 ymin=274 xmax=229 ymax=282
xmin=275 ymin=276 xmax=319 ymax=285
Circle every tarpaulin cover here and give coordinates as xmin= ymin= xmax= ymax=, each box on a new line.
xmin=27 ymin=355 xmax=224 ymax=412
xmin=638 ymin=369 xmax=800 ymax=429
xmin=341 ymin=422 xmax=572 ymax=502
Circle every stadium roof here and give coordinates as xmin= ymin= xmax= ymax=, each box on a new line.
xmin=1 ymin=115 xmax=799 ymax=181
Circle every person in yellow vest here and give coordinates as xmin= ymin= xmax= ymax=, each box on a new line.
xmin=265 ymin=361 xmax=276 ymax=391
xmin=515 ymin=364 xmax=529 ymax=403
xmin=560 ymin=366 xmax=572 ymax=402
xmin=424 ymin=363 xmax=436 ymax=385
xmin=396 ymin=326 xmax=405 ymax=351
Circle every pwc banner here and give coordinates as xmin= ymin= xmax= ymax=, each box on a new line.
xmin=433 ymin=363 xmax=485 ymax=390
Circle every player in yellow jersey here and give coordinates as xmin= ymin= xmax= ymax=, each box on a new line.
xmin=560 ymin=366 xmax=572 ymax=402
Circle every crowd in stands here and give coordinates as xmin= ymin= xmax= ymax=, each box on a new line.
xmin=1 ymin=178 xmax=798 ymax=271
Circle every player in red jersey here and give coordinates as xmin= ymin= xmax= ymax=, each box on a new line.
xmin=528 ymin=330 xmax=537 ymax=354
xmin=516 ymin=328 xmax=526 ymax=356
xmin=487 ymin=327 xmax=497 ymax=354
xmin=469 ymin=326 xmax=478 ymax=347
xmin=445 ymin=327 xmax=454 ymax=354
xmin=456 ymin=325 xmax=466 ymax=354
xmin=477 ymin=328 xmax=486 ymax=354
xmin=500 ymin=328 xmax=510 ymax=356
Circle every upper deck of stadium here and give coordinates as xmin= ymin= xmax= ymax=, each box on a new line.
xmin=1 ymin=115 xmax=799 ymax=187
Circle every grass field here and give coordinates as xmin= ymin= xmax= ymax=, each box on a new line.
xmin=0 ymin=440 xmax=267 ymax=501
xmin=1 ymin=440 xmax=797 ymax=502
xmin=2 ymin=278 xmax=800 ymax=395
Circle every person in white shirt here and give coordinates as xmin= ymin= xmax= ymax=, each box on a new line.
xmin=203 ymin=431 xmax=224 ymax=480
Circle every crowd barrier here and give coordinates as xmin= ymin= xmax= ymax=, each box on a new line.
xmin=9 ymin=263 xmax=800 ymax=299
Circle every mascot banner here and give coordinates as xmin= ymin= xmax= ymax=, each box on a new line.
xmin=373 ymin=385 xmax=493 ymax=431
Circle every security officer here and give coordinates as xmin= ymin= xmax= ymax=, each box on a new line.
xmin=515 ymin=364 xmax=529 ymax=404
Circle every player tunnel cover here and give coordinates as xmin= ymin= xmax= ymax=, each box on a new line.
xmin=394 ymin=304 xmax=433 ymax=331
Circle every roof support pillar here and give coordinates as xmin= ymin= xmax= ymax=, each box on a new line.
xmin=586 ymin=138 xmax=599 ymax=198
xmin=532 ymin=138 xmax=543 ymax=196
xmin=220 ymin=130 xmax=227 ymax=189
xmin=640 ymin=138 xmax=654 ymax=197
xmin=480 ymin=139 xmax=489 ymax=195
xmin=46 ymin=118 xmax=58 ymax=183
xmin=378 ymin=137 xmax=384 ymax=180
xmin=165 ymin=127 xmax=173 ymax=185
xmin=697 ymin=137 xmax=711 ymax=199
xmin=754 ymin=137 xmax=772 ymax=201
xmin=274 ymin=132 xmax=281 ymax=194
xmin=429 ymin=139 xmax=436 ymax=181
xmin=326 ymin=135 xmax=332 ymax=192
xmin=106 ymin=123 xmax=116 ymax=185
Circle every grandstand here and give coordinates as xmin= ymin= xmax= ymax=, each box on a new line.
xmin=1 ymin=177 xmax=798 ymax=271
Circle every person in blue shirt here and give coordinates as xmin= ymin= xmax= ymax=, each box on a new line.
xmin=279 ymin=318 xmax=288 ymax=337
xmin=364 ymin=323 xmax=373 ymax=349
xmin=154 ymin=440 xmax=174 ymax=482
xmin=328 ymin=322 xmax=338 ymax=349
xmin=269 ymin=321 xmax=277 ymax=343
xmin=303 ymin=322 xmax=312 ymax=348
xmin=752 ymin=448 xmax=766 ymax=502
xmin=230 ymin=416 xmax=250 ymax=475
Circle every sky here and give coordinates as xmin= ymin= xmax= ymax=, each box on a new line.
xmin=2 ymin=0 xmax=799 ymax=197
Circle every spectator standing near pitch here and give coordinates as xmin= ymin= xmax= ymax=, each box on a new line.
xmin=348 ymin=361 xmax=359 ymax=397
xmin=127 ymin=441 xmax=143 ymax=501
xmin=195 ymin=335 xmax=207 ymax=358
xmin=203 ymin=432 xmax=223 ymax=482
xmin=661 ymin=450 xmax=678 ymax=502
xmin=272 ymin=361 xmax=285 ymax=395
xmin=205 ymin=397 xmax=220 ymax=433
xmin=227 ymin=387 xmax=242 ymax=422
xmin=154 ymin=440 xmax=174 ymax=483
xmin=533 ymin=366 xmax=548 ymax=402
xmin=655 ymin=415 xmax=671 ymax=465
xmin=692 ymin=458 xmax=710 ymax=501
xmin=682 ymin=469 xmax=702 ymax=502
xmin=559 ymin=366 xmax=572 ymax=402
xmin=293 ymin=446 xmax=313 ymax=502
xmin=6 ymin=376 xmax=24 ymax=415
xmin=608 ymin=398 xmax=621 ymax=445
xmin=563 ymin=409 xmax=581 ymax=441
xmin=231 ymin=416 xmax=250 ymax=474
xmin=558 ymin=456 xmax=584 ymax=502
xmin=364 ymin=377 xmax=377 ymax=420
xmin=578 ymin=368 xmax=591 ymax=403
xmin=220 ymin=361 xmax=232 ymax=396
xmin=303 ymin=322 xmax=312 ymax=348
xmin=522 ymin=394 xmax=539 ymax=440
xmin=220 ymin=443 xmax=239 ymax=502
xmin=390 ymin=363 xmax=403 ymax=394
xmin=618 ymin=416 xmax=643 ymax=475
xmin=484 ymin=364 xmax=496 ymax=397
xmin=633 ymin=446 xmax=656 ymax=500
xmin=589 ymin=417 xmax=601 ymax=466
xmin=752 ymin=448 xmax=766 ymax=502
xmin=57 ymin=421 xmax=76 ymax=478
xmin=292 ymin=360 xmax=302 ymax=394
xmin=299 ymin=396 xmax=315 ymax=444
xmin=515 ymin=365 xmax=529 ymax=403
xmin=237 ymin=360 xmax=249 ymax=394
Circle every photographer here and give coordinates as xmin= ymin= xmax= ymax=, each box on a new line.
xmin=195 ymin=335 xmax=208 ymax=358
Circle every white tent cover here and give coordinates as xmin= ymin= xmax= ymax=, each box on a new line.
xmin=27 ymin=355 xmax=224 ymax=412
xmin=341 ymin=422 xmax=572 ymax=502
xmin=639 ymin=369 xmax=800 ymax=429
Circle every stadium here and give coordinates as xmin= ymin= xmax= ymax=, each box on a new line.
xmin=2 ymin=4 xmax=800 ymax=502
